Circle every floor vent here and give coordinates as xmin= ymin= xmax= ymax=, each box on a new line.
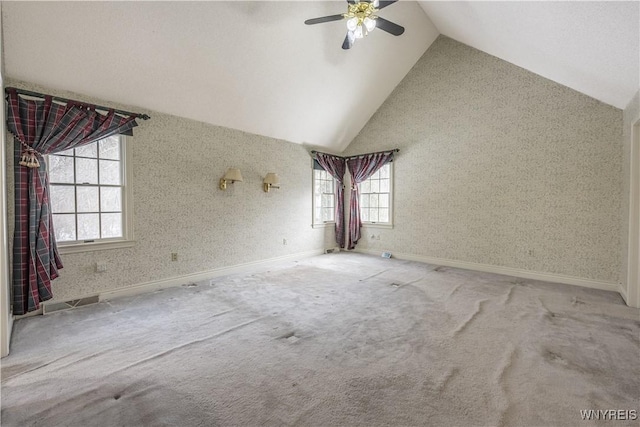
xmin=43 ymin=295 xmax=100 ymax=315
xmin=325 ymin=247 xmax=339 ymax=254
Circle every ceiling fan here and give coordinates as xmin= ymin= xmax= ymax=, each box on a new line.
xmin=305 ymin=0 xmax=405 ymax=50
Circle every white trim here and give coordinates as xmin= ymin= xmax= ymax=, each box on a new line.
xmin=50 ymin=135 xmax=135 ymax=253
xmin=627 ymin=118 xmax=640 ymax=308
xmin=80 ymin=249 xmax=324 ymax=303
xmin=0 ymin=11 xmax=13 ymax=356
xmin=354 ymin=249 xmax=619 ymax=293
xmin=311 ymin=163 xmax=337 ymax=227
xmin=311 ymin=222 xmax=335 ymax=229
xmin=361 ymin=223 xmax=394 ymax=230
xmin=618 ymin=283 xmax=628 ymax=304
xmin=360 ymin=162 xmax=394 ymax=227
xmin=58 ymin=239 xmax=135 ymax=254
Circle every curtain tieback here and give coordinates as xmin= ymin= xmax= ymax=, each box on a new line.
xmin=351 ymin=184 xmax=358 ymax=190
xmin=16 ymin=139 xmax=42 ymax=168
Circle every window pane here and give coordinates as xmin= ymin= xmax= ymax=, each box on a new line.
xmin=76 ymin=186 xmax=99 ymax=212
xmin=53 ymin=214 xmax=76 ymax=242
xmin=100 ymin=187 xmax=122 ymax=212
xmin=370 ymin=194 xmax=379 ymax=208
xmin=360 ymin=180 xmax=370 ymax=193
xmin=75 ymin=142 xmax=97 ymax=158
xmin=57 ymin=148 xmax=74 ymax=156
xmin=324 ymin=180 xmax=333 ymax=193
xmin=322 ymin=208 xmax=332 ymax=222
xmin=99 ymin=136 xmax=120 ymax=160
xmin=370 ymin=209 xmax=379 ymax=222
xmin=314 ymin=207 xmax=322 ymax=223
xmin=101 ymin=213 xmax=122 ymax=238
xmin=50 ymin=185 xmax=75 ymax=213
xmin=379 ymin=194 xmax=389 ymax=208
xmin=99 ymin=160 xmax=121 ymax=185
xmin=322 ymin=194 xmax=332 ymax=208
xmin=361 ymin=195 xmax=369 ymax=208
xmin=371 ymin=170 xmax=380 ymax=179
xmin=370 ymin=180 xmax=380 ymax=193
xmin=77 ymin=213 xmax=100 ymax=240
xmin=379 ymin=165 xmax=389 ymax=179
xmin=361 ymin=208 xmax=369 ymax=222
xmin=76 ymin=158 xmax=98 ymax=184
xmin=49 ymin=155 xmax=74 ymax=183
xmin=380 ymin=179 xmax=390 ymax=193
xmin=326 ymin=208 xmax=334 ymax=221
xmin=379 ymin=208 xmax=389 ymax=223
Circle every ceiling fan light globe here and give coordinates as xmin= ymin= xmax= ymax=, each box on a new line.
xmin=364 ymin=17 xmax=376 ymax=32
xmin=347 ymin=30 xmax=356 ymax=44
xmin=354 ymin=26 xmax=364 ymax=39
xmin=346 ymin=17 xmax=358 ymax=31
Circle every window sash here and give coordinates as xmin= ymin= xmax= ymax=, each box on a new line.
xmin=48 ymin=136 xmax=129 ymax=246
xmin=359 ymin=163 xmax=392 ymax=226
xmin=312 ymin=168 xmax=337 ymax=226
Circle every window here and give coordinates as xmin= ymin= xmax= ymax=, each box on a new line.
xmin=312 ymin=161 xmax=336 ymax=227
xmin=359 ymin=162 xmax=392 ymax=227
xmin=48 ymin=135 xmax=134 ymax=253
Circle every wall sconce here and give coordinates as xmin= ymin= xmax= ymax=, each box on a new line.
xmin=263 ymin=173 xmax=280 ymax=192
xmin=219 ymin=168 xmax=243 ymax=190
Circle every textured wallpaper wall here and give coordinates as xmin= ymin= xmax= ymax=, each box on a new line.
xmin=5 ymin=80 xmax=332 ymax=302
xmin=344 ymin=36 xmax=623 ymax=283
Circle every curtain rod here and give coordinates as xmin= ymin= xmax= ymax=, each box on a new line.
xmin=311 ymin=148 xmax=399 ymax=160
xmin=6 ymin=87 xmax=151 ymax=120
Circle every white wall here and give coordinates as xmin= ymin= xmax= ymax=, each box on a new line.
xmin=623 ymin=90 xmax=640 ymax=307
xmin=344 ymin=36 xmax=624 ymax=286
xmin=5 ymin=79 xmax=335 ymax=305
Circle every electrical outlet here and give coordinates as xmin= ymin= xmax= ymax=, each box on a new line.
xmin=171 ymin=253 xmax=178 ymax=261
xmin=95 ymin=261 xmax=107 ymax=273
xmin=283 ymin=239 xmax=287 ymax=245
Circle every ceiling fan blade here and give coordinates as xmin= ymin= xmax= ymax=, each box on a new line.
xmin=347 ymin=0 xmax=356 ymax=4
xmin=376 ymin=1 xmax=398 ymax=9
xmin=305 ymin=14 xmax=345 ymax=25
xmin=375 ymin=17 xmax=405 ymax=36
xmin=342 ymin=33 xmax=354 ymax=50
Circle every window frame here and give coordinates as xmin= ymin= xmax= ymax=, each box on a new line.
xmin=359 ymin=161 xmax=394 ymax=229
xmin=49 ymin=135 xmax=135 ymax=254
xmin=311 ymin=161 xmax=337 ymax=228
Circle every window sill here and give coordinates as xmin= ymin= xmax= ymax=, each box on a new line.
xmin=58 ymin=240 xmax=136 ymax=255
xmin=361 ymin=223 xmax=393 ymax=229
xmin=312 ymin=222 xmax=336 ymax=229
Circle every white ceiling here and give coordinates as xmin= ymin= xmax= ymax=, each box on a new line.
xmin=2 ymin=2 xmax=639 ymax=153
xmin=419 ymin=1 xmax=639 ymax=110
xmin=1 ymin=1 xmax=438 ymax=153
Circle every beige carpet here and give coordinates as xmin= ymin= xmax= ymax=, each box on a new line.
xmin=1 ymin=253 xmax=639 ymax=426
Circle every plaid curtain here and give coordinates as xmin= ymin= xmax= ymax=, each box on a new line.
xmin=315 ymin=152 xmax=346 ymax=248
xmin=346 ymin=152 xmax=394 ymax=250
xmin=6 ymin=88 xmax=140 ymax=314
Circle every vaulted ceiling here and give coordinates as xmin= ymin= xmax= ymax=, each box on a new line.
xmin=2 ymin=1 xmax=638 ymax=153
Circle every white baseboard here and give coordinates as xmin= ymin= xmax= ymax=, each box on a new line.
xmin=98 ymin=249 xmax=325 ymax=302
xmin=354 ymin=249 xmax=619 ymax=294
xmin=618 ymin=283 xmax=629 ymax=303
